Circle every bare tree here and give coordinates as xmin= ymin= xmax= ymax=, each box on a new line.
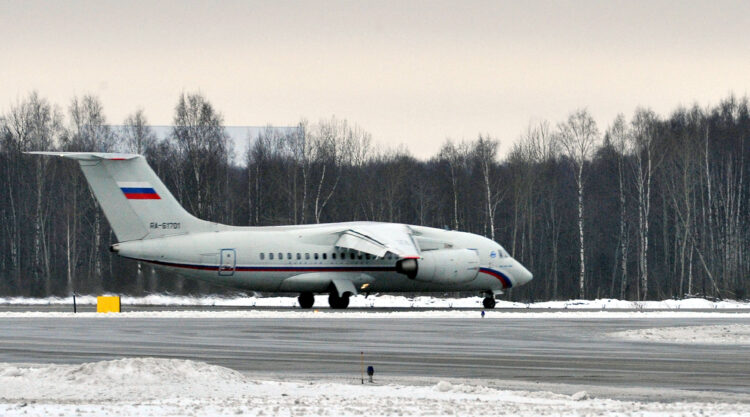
xmin=629 ymin=108 xmax=659 ymax=299
xmin=472 ymin=135 xmax=502 ymax=240
xmin=67 ymin=95 xmax=114 ymax=292
xmin=557 ymin=109 xmax=600 ymax=299
xmin=171 ymin=92 xmax=230 ymax=221
xmin=121 ymin=109 xmax=156 ymax=155
xmin=438 ymin=140 xmax=469 ymax=230
xmin=606 ymin=114 xmax=631 ymax=299
xmin=2 ymin=93 xmax=61 ymax=294
xmin=508 ymin=121 xmax=556 ymax=295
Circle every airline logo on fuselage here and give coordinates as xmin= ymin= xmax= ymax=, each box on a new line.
xmin=117 ymin=182 xmax=161 ymax=200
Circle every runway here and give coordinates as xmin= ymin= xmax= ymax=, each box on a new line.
xmin=2 ymin=313 xmax=749 ymax=400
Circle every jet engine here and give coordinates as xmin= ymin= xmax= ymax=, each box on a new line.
xmin=395 ymin=249 xmax=480 ymax=284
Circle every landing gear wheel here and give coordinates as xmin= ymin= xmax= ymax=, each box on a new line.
xmin=328 ymin=292 xmax=350 ymax=309
xmin=298 ymin=292 xmax=315 ymax=309
xmin=483 ymin=297 xmax=496 ymax=309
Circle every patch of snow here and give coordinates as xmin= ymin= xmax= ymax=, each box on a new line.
xmin=612 ymin=324 xmax=750 ymax=345
xmin=435 ymin=380 xmax=453 ymax=392
xmin=571 ymin=390 xmax=589 ymax=401
xmin=0 ymin=358 xmax=749 ymax=417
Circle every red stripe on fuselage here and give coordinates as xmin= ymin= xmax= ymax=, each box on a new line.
xmin=124 ymin=193 xmax=161 ymax=200
xmin=479 ymin=267 xmax=513 ymax=288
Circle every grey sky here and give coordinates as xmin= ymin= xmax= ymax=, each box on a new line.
xmin=2 ymin=0 xmax=749 ymax=158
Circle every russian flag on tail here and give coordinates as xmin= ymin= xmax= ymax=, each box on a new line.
xmin=117 ymin=182 xmax=161 ymax=200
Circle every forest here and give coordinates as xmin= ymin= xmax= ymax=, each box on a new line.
xmin=1 ymin=92 xmax=748 ymax=301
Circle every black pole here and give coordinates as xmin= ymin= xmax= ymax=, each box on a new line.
xmin=73 ymin=293 xmax=77 ymax=314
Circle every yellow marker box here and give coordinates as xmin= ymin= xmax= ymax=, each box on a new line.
xmin=96 ymin=296 xmax=121 ymax=313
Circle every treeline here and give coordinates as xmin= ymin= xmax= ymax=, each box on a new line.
xmin=1 ymin=92 xmax=748 ymax=300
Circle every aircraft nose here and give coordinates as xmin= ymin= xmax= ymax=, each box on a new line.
xmin=515 ymin=261 xmax=533 ymax=285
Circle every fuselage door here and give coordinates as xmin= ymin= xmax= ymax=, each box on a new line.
xmin=219 ymin=249 xmax=236 ymax=276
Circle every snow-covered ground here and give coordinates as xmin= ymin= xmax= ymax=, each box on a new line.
xmin=1 ymin=358 xmax=748 ymax=417
xmin=2 ymin=294 xmax=749 ymax=310
xmin=612 ymin=324 xmax=750 ymax=345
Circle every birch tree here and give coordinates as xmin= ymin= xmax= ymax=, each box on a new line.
xmin=67 ymin=95 xmax=114 ymax=292
xmin=629 ymin=108 xmax=658 ymax=299
xmin=122 ymin=109 xmax=156 ymax=155
xmin=606 ymin=114 xmax=631 ymax=299
xmin=472 ymin=135 xmax=501 ymax=240
xmin=171 ymin=93 xmax=230 ymax=221
xmin=438 ymin=140 xmax=469 ymax=230
xmin=557 ymin=109 xmax=600 ymax=299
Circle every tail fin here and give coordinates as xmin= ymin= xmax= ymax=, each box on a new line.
xmin=28 ymin=152 xmax=214 ymax=242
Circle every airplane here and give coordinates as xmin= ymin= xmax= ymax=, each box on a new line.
xmin=30 ymin=151 xmax=533 ymax=309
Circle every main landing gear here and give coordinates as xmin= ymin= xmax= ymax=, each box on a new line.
xmin=298 ymin=292 xmax=315 ymax=309
xmin=328 ymin=292 xmax=350 ymax=309
xmin=298 ymin=291 xmax=351 ymax=309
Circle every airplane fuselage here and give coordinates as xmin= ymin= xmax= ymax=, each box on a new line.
xmin=112 ymin=222 xmax=531 ymax=294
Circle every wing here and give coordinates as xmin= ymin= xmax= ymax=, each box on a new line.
xmin=334 ymin=223 xmax=420 ymax=259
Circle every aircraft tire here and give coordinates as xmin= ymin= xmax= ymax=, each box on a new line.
xmin=298 ymin=292 xmax=315 ymax=309
xmin=328 ymin=292 xmax=350 ymax=309
xmin=483 ymin=297 xmax=496 ymax=309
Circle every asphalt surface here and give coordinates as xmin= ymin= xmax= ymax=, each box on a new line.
xmin=1 ymin=312 xmax=749 ymax=398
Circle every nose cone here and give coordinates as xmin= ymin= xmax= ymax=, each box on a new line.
xmin=514 ymin=260 xmax=533 ymax=286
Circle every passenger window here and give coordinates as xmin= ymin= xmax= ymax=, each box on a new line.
xmin=358 ymin=253 xmax=363 ymax=260
xmin=296 ymin=253 xmax=301 ymax=260
xmin=305 ymin=253 xmax=310 ymax=260
xmin=287 ymin=253 xmax=292 ymax=260
xmin=260 ymin=253 xmax=265 ymax=260
xmin=332 ymin=253 xmax=336 ymax=260
xmin=278 ymin=252 xmax=282 ymax=260
xmin=365 ymin=254 xmax=371 ymax=260
xmin=269 ymin=253 xmax=274 ymax=260
xmin=323 ymin=253 xmax=327 ymax=260
xmin=314 ymin=253 xmax=319 ymax=260
xmin=350 ymin=252 xmax=355 ymax=260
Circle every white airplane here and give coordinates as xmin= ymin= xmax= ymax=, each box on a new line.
xmin=31 ymin=152 xmax=532 ymax=309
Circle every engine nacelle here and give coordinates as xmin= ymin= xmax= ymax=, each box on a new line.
xmin=395 ymin=249 xmax=480 ymax=284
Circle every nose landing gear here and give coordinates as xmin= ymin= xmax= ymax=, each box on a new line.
xmin=482 ymin=290 xmax=497 ymax=309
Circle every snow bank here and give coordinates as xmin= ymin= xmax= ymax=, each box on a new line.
xmin=612 ymin=324 xmax=750 ymax=345
xmin=1 ymin=358 xmax=748 ymax=417
xmin=2 ymin=294 xmax=749 ymax=310
xmin=0 ymin=358 xmax=250 ymax=402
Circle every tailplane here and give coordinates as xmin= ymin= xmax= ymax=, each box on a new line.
xmin=28 ymin=152 xmax=214 ymax=241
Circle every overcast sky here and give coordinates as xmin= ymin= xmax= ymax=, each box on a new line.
xmin=1 ymin=0 xmax=749 ymax=158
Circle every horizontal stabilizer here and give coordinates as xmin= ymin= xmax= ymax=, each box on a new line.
xmin=25 ymin=151 xmax=140 ymax=161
